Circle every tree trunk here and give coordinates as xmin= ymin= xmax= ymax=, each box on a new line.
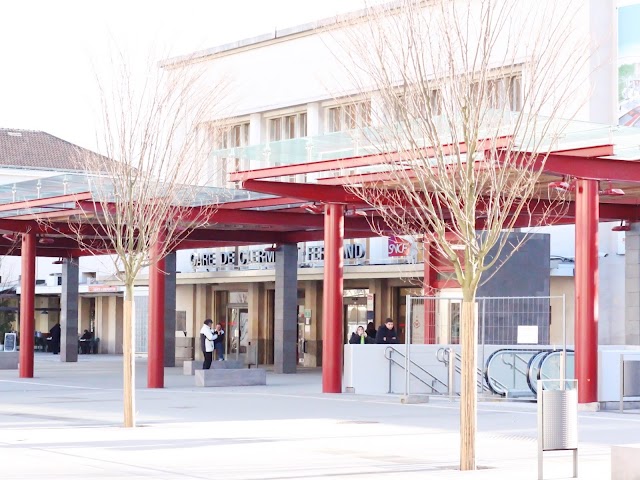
xmin=459 ymin=296 xmax=477 ymax=471
xmin=123 ymin=282 xmax=136 ymax=428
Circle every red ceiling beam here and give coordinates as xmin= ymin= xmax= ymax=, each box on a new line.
xmin=541 ymin=153 xmax=640 ymax=182
xmin=217 ymin=196 xmax=303 ymax=210
xmin=7 ymin=209 xmax=86 ymax=221
xmin=0 ymin=192 xmax=93 ymax=213
xmin=548 ymin=145 xmax=615 ymax=157
xmin=241 ymin=179 xmax=367 ymax=205
xmin=184 ymin=228 xmax=289 ymax=243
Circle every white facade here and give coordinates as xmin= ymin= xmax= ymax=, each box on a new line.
xmin=165 ymin=0 xmax=628 ymax=345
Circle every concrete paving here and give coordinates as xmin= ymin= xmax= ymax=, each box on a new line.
xmin=0 ymin=353 xmax=638 ymax=479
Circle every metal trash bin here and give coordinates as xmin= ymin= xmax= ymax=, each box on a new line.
xmin=537 ymin=380 xmax=578 ymax=480
xmin=620 ymin=357 xmax=640 ymax=412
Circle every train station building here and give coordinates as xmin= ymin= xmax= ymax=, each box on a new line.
xmin=1 ymin=0 xmax=639 ymax=406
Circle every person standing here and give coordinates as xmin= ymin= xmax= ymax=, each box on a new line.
xmin=365 ymin=321 xmax=376 ymax=339
xmin=50 ymin=322 xmax=61 ymax=354
xmin=376 ymin=318 xmax=398 ymax=344
xmin=213 ymin=323 xmax=225 ymax=361
xmin=200 ymin=319 xmax=215 ymax=369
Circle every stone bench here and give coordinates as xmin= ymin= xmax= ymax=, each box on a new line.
xmin=184 ymin=359 xmax=244 ymax=375
xmin=611 ymin=444 xmax=640 ymax=479
xmin=0 ymin=352 xmax=18 ymax=369
xmin=195 ymin=368 xmax=266 ymax=387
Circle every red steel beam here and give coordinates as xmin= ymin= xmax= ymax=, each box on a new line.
xmin=231 ymin=138 xmax=512 ymax=181
xmin=0 ymin=192 xmax=93 ymax=213
xmin=8 ymin=209 xmax=86 ymax=220
xmin=0 ymin=192 xmax=92 ymax=212
xmin=541 ymin=154 xmax=640 ymax=182
xmin=218 ymin=197 xmax=303 ymax=209
xmin=241 ymin=180 xmax=366 ymax=205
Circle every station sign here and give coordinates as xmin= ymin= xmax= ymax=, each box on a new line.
xmin=190 ymin=243 xmax=366 ymax=269
xmin=388 ymin=236 xmax=411 ymax=257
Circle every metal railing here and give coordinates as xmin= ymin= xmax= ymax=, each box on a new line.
xmin=385 ymin=346 xmax=448 ymax=395
xmin=436 ymin=347 xmax=494 ymax=394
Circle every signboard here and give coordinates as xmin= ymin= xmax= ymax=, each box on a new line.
xmin=366 ymin=293 xmax=375 ymax=321
xmin=191 ymin=243 xmax=366 ymax=269
xmin=618 ymin=2 xmax=640 ymax=127
xmin=517 ymin=325 xmax=539 ymax=344
xmin=388 ymin=236 xmax=411 ymax=257
xmin=88 ymin=285 xmax=118 ymax=293
xmin=3 ymin=332 xmax=16 ymax=352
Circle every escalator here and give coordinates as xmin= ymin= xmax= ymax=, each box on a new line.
xmin=484 ymin=348 xmax=575 ymax=398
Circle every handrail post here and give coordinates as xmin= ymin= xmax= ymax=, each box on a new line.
xmin=404 ymin=295 xmax=411 ymax=397
xmin=561 ymin=294 xmax=566 ymax=391
xmin=388 ymin=348 xmax=392 ymax=394
xmin=447 ymin=348 xmax=455 ymax=399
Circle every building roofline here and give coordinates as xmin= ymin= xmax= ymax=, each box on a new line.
xmin=161 ymin=1 xmax=404 ymax=68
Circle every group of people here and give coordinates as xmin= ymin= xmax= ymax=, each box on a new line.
xmin=45 ymin=324 xmax=96 ymax=354
xmin=349 ymin=318 xmax=398 ymax=345
xmin=200 ymin=319 xmax=225 ymax=369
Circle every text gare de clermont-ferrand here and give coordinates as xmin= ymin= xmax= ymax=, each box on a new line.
xmin=190 ymin=243 xmax=367 ymax=269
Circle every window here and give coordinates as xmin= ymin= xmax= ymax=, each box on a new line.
xmin=474 ymin=73 xmax=523 ymax=112
xmin=268 ymin=112 xmax=307 ymax=141
xmin=395 ymin=88 xmax=441 ymax=121
xmin=326 ymin=100 xmax=372 ymax=133
xmin=215 ymin=122 xmax=250 ymax=150
xmin=212 ymin=121 xmax=250 ymax=188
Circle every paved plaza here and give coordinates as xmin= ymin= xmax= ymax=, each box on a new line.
xmin=0 ymin=354 xmax=637 ymax=479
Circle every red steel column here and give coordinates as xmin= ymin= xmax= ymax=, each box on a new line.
xmin=19 ymin=232 xmax=36 ymax=378
xmin=322 ymin=203 xmax=344 ymax=393
xmin=423 ymin=242 xmax=438 ymax=344
xmin=575 ymin=178 xmax=599 ymax=404
xmin=147 ymin=239 xmax=166 ymax=388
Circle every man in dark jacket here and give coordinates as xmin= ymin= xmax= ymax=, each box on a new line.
xmin=376 ymin=318 xmax=398 ymax=344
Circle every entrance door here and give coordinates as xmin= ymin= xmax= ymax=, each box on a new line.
xmin=435 ymin=295 xmax=462 ymax=344
xmin=226 ymin=305 xmax=248 ymax=360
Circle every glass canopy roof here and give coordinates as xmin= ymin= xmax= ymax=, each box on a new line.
xmin=2 ymin=115 xmax=640 ymax=211
xmin=210 ymin=115 xmax=640 ymax=168
xmin=0 ymin=170 xmax=275 ymax=208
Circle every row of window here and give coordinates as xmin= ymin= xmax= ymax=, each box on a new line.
xmin=214 ymin=74 xmax=523 ymax=149
xmin=211 ymin=74 xmax=523 ymax=188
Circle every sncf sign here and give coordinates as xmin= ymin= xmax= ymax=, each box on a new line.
xmin=388 ymin=236 xmax=411 ymax=257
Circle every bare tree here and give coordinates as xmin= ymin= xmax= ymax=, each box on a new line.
xmin=331 ymin=0 xmax=588 ymax=470
xmin=50 ymin=53 xmax=231 ymax=428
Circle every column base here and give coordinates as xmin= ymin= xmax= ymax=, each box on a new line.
xmin=578 ymin=402 xmax=600 ymax=412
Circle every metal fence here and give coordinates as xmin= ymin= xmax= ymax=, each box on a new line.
xmin=398 ymin=295 xmax=568 ymax=397
xmin=407 ymin=295 xmax=566 ymax=347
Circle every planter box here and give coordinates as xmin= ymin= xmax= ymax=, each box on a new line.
xmin=195 ymin=368 xmax=266 ymax=387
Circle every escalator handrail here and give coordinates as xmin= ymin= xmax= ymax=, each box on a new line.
xmin=525 ymin=350 xmax=553 ymax=394
xmin=533 ymin=349 xmax=575 ymax=394
xmin=484 ymin=348 xmax=545 ymax=396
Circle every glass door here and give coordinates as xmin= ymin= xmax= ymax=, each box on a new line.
xmin=226 ymin=306 xmax=249 ymax=360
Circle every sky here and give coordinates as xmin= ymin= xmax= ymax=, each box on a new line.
xmin=0 ymin=0 xmax=367 ymax=151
